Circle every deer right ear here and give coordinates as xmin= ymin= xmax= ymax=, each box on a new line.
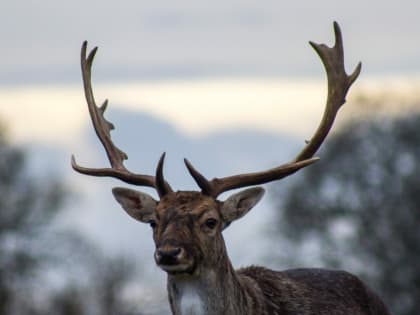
xmin=220 ymin=187 xmax=265 ymax=225
xmin=112 ymin=187 xmax=157 ymax=223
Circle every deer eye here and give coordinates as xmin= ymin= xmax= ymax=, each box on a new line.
xmin=205 ymin=218 xmax=218 ymax=229
xmin=149 ymin=220 xmax=157 ymax=229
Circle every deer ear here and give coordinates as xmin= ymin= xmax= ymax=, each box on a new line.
xmin=220 ymin=187 xmax=265 ymax=224
xmin=112 ymin=187 xmax=157 ymax=223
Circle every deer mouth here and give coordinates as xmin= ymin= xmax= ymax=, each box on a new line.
xmin=155 ymin=247 xmax=196 ymax=274
xmin=157 ymin=256 xmax=196 ymax=275
xmin=158 ymin=261 xmax=196 ymax=275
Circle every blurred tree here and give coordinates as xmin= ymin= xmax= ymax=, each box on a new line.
xmin=0 ymin=127 xmax=145 ymax=315
xmin=93 ymin=255 xmax=141 ymax=315
xmin=0 ymin=128 xmax=64 ymax=314
xmin=273 ymin=113 xmax=420 ymax=315
xmin=31 ymin=246 xmax=145 ymax=315
xmin=49 ymin=286 xmax=86 ymax=315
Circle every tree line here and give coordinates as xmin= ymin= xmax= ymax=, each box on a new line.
xmin=0 ymin=126 xmax=155 ymax=315
xmin=273 ymin=111 xmax=420 ymax=315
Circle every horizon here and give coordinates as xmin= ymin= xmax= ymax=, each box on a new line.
xmin=1 ymin=75 xmax=420 ymax=147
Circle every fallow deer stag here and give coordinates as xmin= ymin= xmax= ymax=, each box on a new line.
xmin=72 ymin=22 xmax=391 ymax=315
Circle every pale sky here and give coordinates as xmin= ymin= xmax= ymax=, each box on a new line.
xmin=0 ymin=79 xmax=326 ymax=143
xmin=1 ymin=1 xmax=420 ymax=84
xmin=1 ymin=76 xmax=419 ymax=146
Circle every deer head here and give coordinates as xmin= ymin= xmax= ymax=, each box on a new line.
xmin=111 ymin=187 xmax=264 ymax=275
xmin=72 ymin=22 xmax=361 ymax=276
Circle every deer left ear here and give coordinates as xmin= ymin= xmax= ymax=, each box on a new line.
xmin=112 ymin=187 xmax=157 ymax=223
xmin=220 ymin=187 xmax=265 ymax=225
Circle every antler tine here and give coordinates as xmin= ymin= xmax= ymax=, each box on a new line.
xmin=79 ymin=41 xmax=128 ymax=171
xmin=295 ymin=21 xmax=361 ymax=161
xmin=186 ymin=22 xmax=361 ymax=198
xmin=156 ymin=153 xmax=173 ymax=198
xmin=72 ymin=41 xmax=173 ymax=193
xmin=185 ymin=157 xmax=319 ymax=198
xmin=184 ymin=158 xmax=214 ymax=195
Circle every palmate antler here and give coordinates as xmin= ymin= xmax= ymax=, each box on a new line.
xmin=184 ymin=22 xmax=361 ymax=197
xmin=72 ymin=22 xmax=361 ymax=199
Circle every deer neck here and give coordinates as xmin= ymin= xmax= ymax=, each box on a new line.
xmin=166 ymin=246 xmax=247 ymax=315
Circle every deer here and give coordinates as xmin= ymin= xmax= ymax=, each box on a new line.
xmin=71 ymin=22 xmax=392 ymax=315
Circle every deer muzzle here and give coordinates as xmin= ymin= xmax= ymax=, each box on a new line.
xmin=154 ymin=243 xmax=195 ymax=274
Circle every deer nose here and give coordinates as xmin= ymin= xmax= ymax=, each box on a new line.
xmin=155 ymin=246 xmax=182 ymax=265
xmin=158 ymin=247 xmax=181 ymax=258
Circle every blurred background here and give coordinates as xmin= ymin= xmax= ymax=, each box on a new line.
xmin=0 ymin=1 xmax=419 ymax=314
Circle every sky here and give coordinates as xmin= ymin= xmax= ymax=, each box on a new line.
xmin=1 ymin=1 xmax=420 ymax=85
xmin=0 ymin=79 xmax=331 ymax=144
xmin=1 ymin=1 xmax=419 ymax=143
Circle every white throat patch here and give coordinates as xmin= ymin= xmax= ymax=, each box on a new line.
xmin=179 ymin=284 xmax=204 ymax=315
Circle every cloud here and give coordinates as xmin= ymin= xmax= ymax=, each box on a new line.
xmin=2 ymin=1 xmax=420 ymax=84
xmin=0 ymin=79 xmax=328 ymax=144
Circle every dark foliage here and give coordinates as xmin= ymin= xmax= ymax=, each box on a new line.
xmin=274 ymin=113 xmax=420 ymax=315
xmin=0 ymin=132 xmax=65 ymax=314
xmin=0 ymin=130 xmax=145 ymax=315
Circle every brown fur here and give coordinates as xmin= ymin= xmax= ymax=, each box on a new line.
xmin=112 ymin=189 xmax=392 ymax=315
xmin=130 ymin=191 xmax=392 ymax=315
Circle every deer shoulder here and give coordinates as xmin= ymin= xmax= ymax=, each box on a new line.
xmin=237 ymin=266 xmax=391 ymax=315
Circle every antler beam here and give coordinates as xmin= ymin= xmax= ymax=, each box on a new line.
xmin=71 ymin=41 xmax=172 ymax=197
xmin=185 ymin=22 xmax=361 ymax=197
xmin=295 ymin=22 xmax=361 ymax=161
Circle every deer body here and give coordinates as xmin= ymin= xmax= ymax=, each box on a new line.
xmin=169 ymin=266 xmax=391 ymax=315
xmin=72 ymin=22 xmax=392 ymax=314
xmin=112 ymin=190 xmax=391 ymax=315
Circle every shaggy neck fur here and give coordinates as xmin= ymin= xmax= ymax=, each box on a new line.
xmin=166 ymin=242 xmax=261 ymax=315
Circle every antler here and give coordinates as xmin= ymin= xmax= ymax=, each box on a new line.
xmin=185 ymin=22 xmax=361 ymax=198
xmin=71 ymin=41 xmax=172 ymax=197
